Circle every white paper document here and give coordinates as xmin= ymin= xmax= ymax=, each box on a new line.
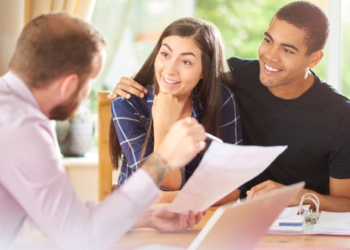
xmin=268 ymin=211 xmax=350 ymax=235
xmin=269 ymin=205 xmax=310 ymax=232
xmin=314 ymin=212 xmax=350 ymax=234
xmin=169 ymin=142 xmax=287 ymax=214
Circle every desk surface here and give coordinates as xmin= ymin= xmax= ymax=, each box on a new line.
xmin=115 ymin=207 xmax=350 ymax=249
xmin=13 ymin=207 xmax=350 ymax=249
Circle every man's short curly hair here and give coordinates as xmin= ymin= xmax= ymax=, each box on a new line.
xmin=274 ymin=1 xmax=329 ymax=55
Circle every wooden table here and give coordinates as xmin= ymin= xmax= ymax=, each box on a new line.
xmin=114 ymin=207 xmax=350 ymax=249
xmin=13 ymin=207 xmax=350 ymax=249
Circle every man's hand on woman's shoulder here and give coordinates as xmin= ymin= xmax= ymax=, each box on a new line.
xmin=107 ymin=75 xmax=147 ymax=99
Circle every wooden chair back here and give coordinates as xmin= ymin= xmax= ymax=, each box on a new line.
xmin=97 ymin=91 xmax=117 ymax=201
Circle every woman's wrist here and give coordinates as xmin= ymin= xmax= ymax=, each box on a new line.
xmin=153 ymin=128 xmax=170 ymax=150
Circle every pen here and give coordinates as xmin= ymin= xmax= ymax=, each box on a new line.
xmin=205 ymin=132 xmax=223 ymax=143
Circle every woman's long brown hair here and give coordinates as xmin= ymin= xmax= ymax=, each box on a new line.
xmin=109 ymin=17 xmax=234 ymax=170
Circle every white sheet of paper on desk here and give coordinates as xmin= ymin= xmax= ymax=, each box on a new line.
xmin=169 ymin=142 xmax=287 ymax=214
xmin=314 ymin=212 xmax=350 ymax=234
xmin=275 ymin=205 xmax=310 ymax=221
xmin=269 ymin=205 xmax=310 ymax=233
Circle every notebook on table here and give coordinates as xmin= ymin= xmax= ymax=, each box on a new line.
xmin=268 ymin=194 xmax=350 ymax=236
xmin=268 ymin=205 xmax=310 ymax=232
xmin=137 ymin=182 xmax=304 ymax=250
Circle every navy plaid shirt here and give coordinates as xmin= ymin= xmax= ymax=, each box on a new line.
xmin=111 ymin=84 xmax=242 ymax=186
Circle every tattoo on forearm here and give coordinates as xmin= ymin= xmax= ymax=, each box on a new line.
xmin=142 ymin=153 xmax=171 ymax=185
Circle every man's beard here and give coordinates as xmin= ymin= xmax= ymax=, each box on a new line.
xmin=49 ymin=88 xmax=83 ymax=121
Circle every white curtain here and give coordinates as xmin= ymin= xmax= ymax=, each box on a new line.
xmin=89 ymin=0 xmax=133 ymax=92
xmin=102 ymin=0 xmax=195 ymax=90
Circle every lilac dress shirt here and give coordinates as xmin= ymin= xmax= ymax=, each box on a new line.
xmin=0 ymin=72 xmax=158 ymax=250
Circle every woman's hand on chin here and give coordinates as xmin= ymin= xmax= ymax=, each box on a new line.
xmin=152 ymin=93 xmax=184 ymax=146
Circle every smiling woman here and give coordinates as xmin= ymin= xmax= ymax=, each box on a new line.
xmin=109 ymin=17 xmax=242 ymax=203
xmin=155 ymin=36 xmax=203 ymax=101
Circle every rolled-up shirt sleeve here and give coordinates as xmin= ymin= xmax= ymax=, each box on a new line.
xmin=0 ymin=118 xmax=158 ymax=250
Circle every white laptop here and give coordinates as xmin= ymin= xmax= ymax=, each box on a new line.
xmin=138 ymin=182 xmax=304 ymax=250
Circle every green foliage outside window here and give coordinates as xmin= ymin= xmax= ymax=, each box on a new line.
xmin=195 ymin=0 xmax=344 ymax=96
xmin=342 ymin=21 xmax=350 ymax=97
xmin=196 ymin=0 xmax=292 ymax=59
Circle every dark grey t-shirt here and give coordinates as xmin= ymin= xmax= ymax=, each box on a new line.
xmin=227 ymin=57 xmax=350 ymax=198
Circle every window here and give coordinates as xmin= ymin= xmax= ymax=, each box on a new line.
xmin=342 ymin=0 xmax=350 ymax=98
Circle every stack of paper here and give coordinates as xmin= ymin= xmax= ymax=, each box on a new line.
xmin=269 ymin=205 xmax=310 ymax=232
xmin=314 ymin=212 xmax=350 ymax=235
xmin=268 ymin=210 xmax=350 ymax=235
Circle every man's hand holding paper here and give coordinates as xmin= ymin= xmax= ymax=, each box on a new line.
xmin=169 ymin=142 xmax=287 ymax=214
